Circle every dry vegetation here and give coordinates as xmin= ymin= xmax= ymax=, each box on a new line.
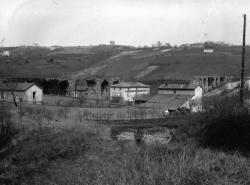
xmin=0 ymin=94 xmax=250 ymax=185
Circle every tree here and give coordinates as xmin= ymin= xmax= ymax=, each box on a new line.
xmin=0 ymin=62 xmax=20 ymax=107
xmin=5 ymin=80 xmax=19 ymax=107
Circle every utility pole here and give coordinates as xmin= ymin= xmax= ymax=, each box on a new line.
xmin=240 ymin=14 xmax=246 ymax=105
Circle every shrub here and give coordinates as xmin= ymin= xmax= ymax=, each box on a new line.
xmin=199 ymin=115 xmax=250 ymax=152
xmin=180 ymin=95 xmax=250 ymax=153
xmin=43 ymin=109 xmax=54 ymax=124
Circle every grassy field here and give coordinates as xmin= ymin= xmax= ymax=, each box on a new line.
xmin=1 ymin=95 xmax=250 ymax=185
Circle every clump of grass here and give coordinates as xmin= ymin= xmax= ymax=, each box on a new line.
xmin=0 ymin=127 xmax=88 ymax=185
xmin=0 ymin=102 xmax=19 ymax=151
xmin=56 ymin=107 xmax=70 ymax=119
xmin=32 ymin=140 xmax=250 ymax=185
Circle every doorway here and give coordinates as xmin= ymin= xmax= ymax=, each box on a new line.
xmin=33 ymin=92 xmax=36 ymax=99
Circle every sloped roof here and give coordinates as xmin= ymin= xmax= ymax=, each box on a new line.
xmin=111 ymin=82 xmax=150 ymax=88
xmin=134 ymin=94 xmax=154 ymax=101
xmin=0 ymin=82 xmax=37 ymax=92
xmin=146 ymin=94 xmax=190 ymax=110
xmin=159 ymin=83 xmax=196 ymax=90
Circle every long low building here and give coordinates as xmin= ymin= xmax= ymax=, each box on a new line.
xmin=158 ymin=83 xmax=202 ymax=97
xmin=144 ymin=81 xmax=203 ymax=113
xmin=110 ymin=82 xmax=150 ymax=102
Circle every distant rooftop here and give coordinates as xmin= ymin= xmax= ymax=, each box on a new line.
xmin=146 ymin=94 xmax=190 ymax=110
xmin=159 ymin=83 xmax=196 ymax=90
xmin=111 ymin=82 xmax=150 ymax=88
xmin=0 ymin=82 xmax=36 ymax=92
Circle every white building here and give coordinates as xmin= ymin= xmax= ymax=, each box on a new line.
xmin=0 ymin=82 xmax=43 ymax=104
xmin=203 ymin=48 xmax=214 ymax=53
xmin=110 ymin=82 xmax=150 ymax=102
xmin=110 ymin=41 xmax=115 ymax=46
xmin=245 ymin=77 xmax=250 ymax=90
xmin=1 ymin=50 xmax=10 ymax=56
xmin=224 ymin=77 xmax=250 ymax=91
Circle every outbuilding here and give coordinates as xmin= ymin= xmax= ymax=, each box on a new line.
xmin=110 ymin=82 xmax=150 ymax=102
xmin=158 ymin=82 xmax=202 ymax=99
xmin=0 ymin=82 xmax=43 ymax=104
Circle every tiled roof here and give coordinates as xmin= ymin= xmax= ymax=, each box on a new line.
xmin=0 ymin=82 xmax=36 ymax=91
xmin=159 ymin=83 xmax=196 ymax=90
xmin=146 ymin=94 xmax=191 ymax=110
xmin=134 ymin=94 xmax=153 ymax=101
xmin=111 ymin=82 xmax=150 ymax=88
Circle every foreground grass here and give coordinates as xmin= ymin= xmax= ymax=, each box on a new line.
xmin=1 ymin=95 xmax=250 ymax=185
xmin=5 ymin=134 xmax=249 ymax=185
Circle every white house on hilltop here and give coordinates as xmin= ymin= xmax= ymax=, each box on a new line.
xmin=110 ymin=82 xmax=150 ymax=102
xmin=0 ymin=82 xmax=43 ymax=104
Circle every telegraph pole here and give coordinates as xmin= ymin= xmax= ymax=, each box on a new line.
xmin=240 ymin=14 xmax=246 ymax=105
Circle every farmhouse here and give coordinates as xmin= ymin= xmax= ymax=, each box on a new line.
xmin=110 ymin=82 xmax=150 ymax=102
xmin=0 ymin=82 xmax=43 ymax=104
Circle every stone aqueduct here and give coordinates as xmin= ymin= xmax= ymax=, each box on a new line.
xmin=66 ymin=75 xmax=234 ymax=99
xmin=67 ymin=77 xmax=120 ymax=99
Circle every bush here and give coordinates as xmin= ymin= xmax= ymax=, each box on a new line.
xmin=180 ymin=95 xmax=250 ymax=153
xmin=199 ymin=115 xmax=250 ymax=152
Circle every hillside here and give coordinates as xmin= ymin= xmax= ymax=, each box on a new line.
xmin=1 ymin=45 xmax=250 ymax=82
xmin=0 ymin=45 xmax=134 ymax=79
xmin=74 ymin=46 xmax=250 ymax=81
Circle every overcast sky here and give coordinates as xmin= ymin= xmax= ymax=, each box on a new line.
xmin=1 ymin=0 xmax=250 ymax=46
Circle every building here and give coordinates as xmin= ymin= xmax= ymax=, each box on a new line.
xmin=0 ymin=82 xmax=43 ymax=104
xmin=145 ymin=82 xmax=203 ymax=113
xmin=146 ymin=94 xmax=193 ymax=111
xmin=203 ymin=41 xmax=214 ymax=53
xmin=245 ymin=77 xmax=250 ymax=90
xmin=1 ymin=50 xmax=10 ymax=56
xmin=158 ymin=83 xmax=203 ymax=99
xmin=110 ymin=41 xmax=115 ymax=46
xmin=203 ymin=48 xmax=214 ymax=53
xmin=110 ymin=82 xmax=150 ymax=102
xmin=221 ymin=77 xmax=250 ymax=91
